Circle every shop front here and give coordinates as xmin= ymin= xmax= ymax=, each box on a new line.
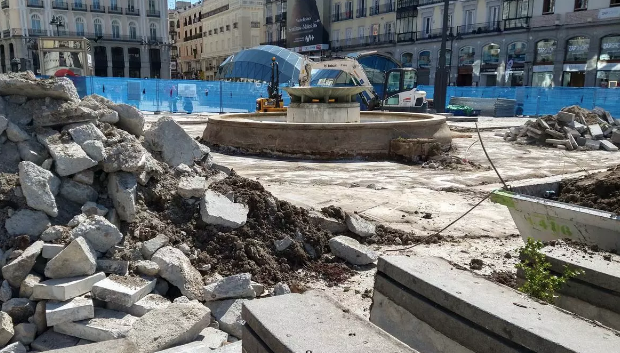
xmin=532 ymin=39 xmax=556 ymax=87
xmin=417 ymin=50 xmax=431 ymax=85
xmin=480 ymin=43 xmax=500 ymax=86
xmin=401 ymin=52 xmax=413 ymax=68
xmin=437 ymin=49 xmax=452 ymax=84
xmin=597 ymin=35 xmax=620 ymax=88
xmin=562 ymin=36 xmax=590 ymax=87
xmin=457 ymin=46 xmax=475 ymax=86
xmin=505 ymin=41 xmax=527 ymax=86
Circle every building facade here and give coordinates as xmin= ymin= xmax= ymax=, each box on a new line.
xmin=262 ymin=0 xmax=287 ymax=47
xmin=326 ymin=0 xmax=620 ymax=87
xmin=0 ymin=0 xmax=171 ymax=78
xmin=176 ymin=1 xmax=203 ymax=79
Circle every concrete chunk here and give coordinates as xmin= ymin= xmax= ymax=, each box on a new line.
xmin=46 ymin=297 xmax=94 ymax=326
xmin=601 ymin=140 xmax=619 ymax=151
xmin=17 ymin=139 xmax=49 ymax=164
xmin=0 ymin=342 xmax=25 ymax=353
xmin=5 ymin=209 xmax=50 ymax=239
xmin=0 ymin=281 xmax=11 ymax=302
xmin=0 ymin=72 xmax=78 ymax=101
xmin=110 ymin=103 xmax=145 ymax=136
xmin=108 ymin=172 xmax=137 ymax=222
xmin=34 ymin=301 xmax=46 ymax=334
xmin=38 ymin=130 xmax=97 ymax=177
xmin=203 ymin=273 xmax=255 ymax=302
xmin=105 ymin=294 xmax=171 ymax=317
xmin=65 ymin=122 xmax=106 ymax=145
xmin=557 ymin=111 xmax=575 ymax=122
xmin=2 ymin=241 xmax=43 ymax=288
xmin=59 ymin=179 xmax=98 ymax=205
xmin=96 ymin=259 xmax=129 ymax=276
xmin=345 ymin=213 xmax=376 ymax=237
xmin=0 ymin=312 xmax=14 ymax=347
xmin=197 ymin=327 xmax=229 ymax=349
xmin=134 ymin=260 xmax=159 ymax=276
xmin=91 ymin=275 xmax=156 ymax=307
xmin=81 ymin=140 xmax=106 ymax=162
xmin=213 ymin=341 xmax=242 ymax=353
xmin=612 ymin=130 xmax=620 ymax=144
xmin=585 ymin=139 xmax=602 ymax=150
xmin=11 ymin=323 xmax=35 ymax=346
xmin=45 ymin=237 xmax=97 ymax=278
xmin=144 ymin=116 xmax=207 ymax=167
xmin=200 ymin=190 xmax=248 ymax=229
xmin=54 ymin=308 xmax=138 ymax=342
xmin=309 ymin=211 xmax=347 ymax=233
xmin=6 ymin=122 xmax=29 ymax=142
xmin=102 ymin=141 xmax=148 ymax=173
xmin=141 ymin=235 xmax=169 ymax=259
xmin=152 ymin=246 xmax=204 ymax=301
xmin=1 ymin=298 xmax=35 ymax=324
xmin=0 ymin=115 xmax=7 ymax=135
xmin=155 ymin=341 xmax=211 ymax=353
xmin=43 ymin=338 xmax=137 ymax=353
xmin=178 ymin=176 xmax=206 ymax=198
xmin=32 ymin=272 xmax=106 ymax=301
xmin=19 ymin=161 xmax=60 ymax=217
xmin=42 ymin=243 xmax=65 ymax=259
xmin=41 ymin=225 xmax=68 ymax=242
xmin=126 ymin=302 xmax=211 ymax=353
xmin=31 ymin=329 xmax=81 ymax=351
xmin=273 ymin=282 xmax=291 ymax=296
xmin=19 ymin=273 xmax=43 ymax=299
xmin=205 ymin=299 xmax=246 ymax=339
xmin=589 ymin=124 xmax=604 ymax=139
xmin=81 ymin=202 xmax=108 ymax=216
xmin=70 ymin=215 xmax=123 ymax=253
xmin=329 ymin=235 xmax=378 ymax=265
xmin=73 ymin=170 xmax=95 ymax=185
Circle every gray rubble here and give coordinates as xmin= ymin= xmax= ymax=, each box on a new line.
xmin=345 ymin=213 xmax=377 ymax=238
xmin=203 ymin=274 xmax=255 ymax=302
xmin=329 ymin=235 xmax=378 ymax=265
xmin=18 ymin=161 xmax=60 ymax=217
xmin=200 ymin=190 xmax=249 ymax=229
xmin=4 ymin=209 xmax=49 ymax=239
xmin=152 ymin=247 xmax=204 ymax=301
xmin=205 ymin=299 xmax=246 ymax=339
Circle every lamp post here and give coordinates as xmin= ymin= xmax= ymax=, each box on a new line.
xmin=50 ymin=16 xmax=65 ymax=37
xmin=433 ymin=0 xmax=450 ymax=113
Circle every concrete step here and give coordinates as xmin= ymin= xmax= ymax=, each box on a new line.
xmin=371 ymin=256 xmax=620 ymax=353
xmin=242 ymin=291 xmax=417 ymax=353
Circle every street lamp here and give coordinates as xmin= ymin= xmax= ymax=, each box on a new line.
xmin=50 ymin=16 xmax=65 ymax=37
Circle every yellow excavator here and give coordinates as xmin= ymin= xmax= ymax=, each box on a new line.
xmin=256 ymin=57 xmax=287 ymax=113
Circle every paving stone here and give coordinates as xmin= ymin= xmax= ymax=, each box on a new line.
xmin=134 ymin=260 xmax=159 ymax=276
xmin=196 ymin=327 xmax=228 ymax=349
xmin=309 ymin=211 xmax=347 ymax=233
xmin=126 ymin=302 xmax=211 ymax=353
xmin=18 ymin=161 xmax=60 ymax=217
xmin=251 ymin=282 xmax=264 ymax=297
xmin=42 ymin=244 xmax=65 ymax=259
xmin=17 ymin=139 xmax=49 ymax=165
xmin=43 ymin=338 xmax=137 ymax=353
xmin=59 ymin=179 xmax=98 ymax=205
xmin=203 ymin=273 xmax=255 ymax=302
xmin=70 ymin=215 xmax=123 ymax=253
xmin=40 ymin=226 xmax=67 ymax=242
xmin=155 ymin=341 xmax=210 ymax=353
xmin=152 ymin=246 xmax=204 ymax=301
xmin=0 ymin=311 xmax=14 ymax=347
xmin=107 ymin=172 xmax=137 ymax=222
xmin=72 ymin=170 xmax=95 ymax=185
xmin=19 ymin=273 xmax=43 ymax=299
xmin=45 ymin=237 xmax=97 ymax=279
xmin=53 ymin=308 xmax=138 ymax=342
xmin=601 ymin=140 xmax=619 ymax=151
xmin=33 ymin=301 xmax=46 ymax=334
xmin=105 ymin=294 xmax=170 ymax=317
xmin=0 ymin=281 xmax=11 ymax=302
xmin=205 ymin=299 xmax=246 ymax=339
xmin=144 ymin=116 xmax=207 ymax=167
xmin=81 ymin=202 xmax=108 ymax=216
xmin=46 ymin=297 xmax=94 ymax=326
xmin=31 ymin=329 xmax=80 ymax=351
xmin=585 ymin=139 xmax=602 ymax=150
xmin=37 ymin=129 xmax=97 ymax=177
xmin=178 ymin=176 xmax=206 ymax=198
xmin=329 ymin=235 xmax=379 ymax=265
xmin=32 ymin=272 xmax=106 ymax=301
xmin=200 ymin=190 xmax=248 ymax=229
xmin=10 ymin=323 xmax=36 ymax=345
xmin=272 ymin=283 xmax=291 ymax=296
xmin=91 ymin=275 xmax=156 ymax=307
xmin=6 ymin=122 xmax=29 ymax=142
xmin=2 ymin=241 xmax=43 ymax=288
xmin=81 ymin=140 xmax=106 ymax=162
xmin=1 ymin=298 xmax=35 ymax=324
xmin=557 ymin=111 xmax=575 ymax=122
xmin=4 ymin=209 xmax=50 ymax=239
xmin=345 ymin=214 xmax=376 ymax=237
xmin=588 ymin=124 xmax=604 ymax=139
xmin=212 ymin=341 xmax=242 ymax=353
xmin=96 ymin=259 xmax=129 ymax=276
xmin=0 ymin=342 xmax=25 ymax=353
xmin=140 ymin=235 xmax=169 ymax=259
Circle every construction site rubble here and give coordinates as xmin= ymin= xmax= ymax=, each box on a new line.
xmin=501 ymin=105 xmax=620 ymax=151
xmin=0 ymin=72 xmax=392 ymax=352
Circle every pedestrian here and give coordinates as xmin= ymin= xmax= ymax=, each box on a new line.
xmin=205 ymin=88 xmax=209 ymax=97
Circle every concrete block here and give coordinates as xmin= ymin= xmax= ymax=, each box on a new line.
xmin=1 ymin=298 xmax=35 ymax=324
xmin=105 ymin=293 xmax=170 ymax=317
xmin=178 ymin=176 xmax=206 ymax=198
xmin=144 ymin=116 xmax=207 ymax=167
xmin=126 ymin=302 xmax=211 ymax=353
xmin=102 ymin=141 xmax=148 ymax=173
xmin=18 ymin=273 xmax=43 ymax=299
xmin=59 ymin=179 xmax=98 ymax=205
xmin=4 ymin=209 xmax=50 ymax=239
xmin=557 ymin=111 xmax=575 ymax=122
xmin=203 ymin=273 xmax=255 ymax=302
xmin=53 ymin=308 xmax=138 ymax=342
xmin=45 ymin=237 xmax=97 ymax=278
xmin=273 ymin=282 xmax=291 ymax=296
xmin=536 ymin=118 xmax=550 ymax=130
xmin=2 ymin=240 xmax=43 ymax=288
xmin=42 ymin=244 xmax=65 ymax=259
xmin=205 ymin=299 xmax=247 ymax=339
xmin=141 ymin=234 xmax=169 ymax=259
xmin=0 ymin=281 xmax=11 ymax=302
xmin=243 ymin=292 xmax=416 ymax=353
xmin=42 ymin=338 xmax=137 ymax=353
xmin=73 ymin=170 xmax=95 ymax=185
xmin=46 ymin=296 xmax=94 ymax=326
xmin=309 ymin=211 xmax=347 ymax=234
xmin=81 ymin=140 xmax=106 ymax=162
xmin=10 ymin=323 xmax=36 ymax=346
xmin=41 ymin=225 xmax=68 ymax=242
xmin=196 ymin=327 xmax=228 ymax=349
xmin=32 ymin=272 xmax=106 ymax=301
xmin=329 ymin=235 xmax=378 ymax=265
xmin=213 ymin=341 xmax=242 ymax=352
xmin=155 ymin=341 xmax=211 ymax=353
xmin=345 ymin=213 xmax=376 ymax=237
xmin=81 ymin=201 xmax=108 ymax=216
xmin=70 ymin=215 xmax=123 ymax=253
xmin=91 ymin=275 xmax=156 ymax=307
xmin=37 ymin=129 xmax=97 ymax=176
xmin=601 ymin=140 xmax=619 ymax=151
xmin=567 ymin=133 xmax=579 ymax=149
xmin=0 ymin=342 xmax=25 ymax=353
xmin=200 ymin=190 xmax=248 ymax=229
xmin=152 ymin=246 xmax=204 ymax=301
xmin=34 ymin=301 xmax=46 ymax=334
xmin=0 ymin=312 xmax=14 ymax=347
xmin=96 ymin=259 xmax=129 ymax=276
xmin=65 ymin=122 xmax=106 ymax=145
xmin=589 ymin=124 xmax=604 ymax=139
xmin=585 ymin=139 xmax=602 ymax=150
xmin=544 ymin=129 xmax=565 ymax=139
xmin=556 ymin=145 xmax=567 ymax=150
xmin=31 ymin=329 xmax=80 ymax=351
xmin=576 ymin=136 xmax=587 ymax=146
xmin=134 ymin=260 xmax=159 ymax=276
xmin=107 ymin=172 xmax=137 ymax=222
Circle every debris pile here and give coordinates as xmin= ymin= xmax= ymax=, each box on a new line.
xmin=501 ymin=106 xmax=620 ymax=152
xmin=559 ymin=166 xmax=620 ymax=215
xmin=0 ymin=72 xmax=387 ymax=351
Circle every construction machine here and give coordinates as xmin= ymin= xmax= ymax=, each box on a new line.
xmin=256 ymin=57 xmax=287 ymax=112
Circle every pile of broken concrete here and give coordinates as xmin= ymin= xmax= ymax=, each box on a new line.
xmin=502 ymin=105 xmax=620 ymax=152
xmin=0 ymin=72 xmax=381 ymax=352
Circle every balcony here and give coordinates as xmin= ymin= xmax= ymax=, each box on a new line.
xmin=26 ymin=0 xmax=43 ymax=7
xmin=1 ymin=1 xmax=8 ymax=9
xmin=418 ymin=0 xmax=453 ymax=5
xmin=418 ymin=27 xmax=453 ymax=41
xmin=2 ymin=30 xmax=9 ymax=38
xmin=233 ymin=22 xmax=238 ymax=29
xmin=397 ymin=31 xmax=417 ymax=43
xmin=146 ymin=9 xmax=160 ymax=17
xmin=52 ymin=1 xmax=68 ymax=9
xmin=369 ymin=3 xmax=395 ymax=16
xmin=72 ymin=2 xmax=86 ymax=10
xmin=275 ymin=13 xmax=286 ymax=22
xmin=356 ymin=7 xmax=367 ymax=17
xmin=108 ymin=5 xmax=122 ymax=13
xmin=265 ymin=16 xmax=273 ymax=24
xmin=90 ymin=3 xmax=105 ymax=12
xmin=503 ymin=17 xmax=530 ymax=30
xmin=126 ymin=7 xmax=139 ymax=15
xmin=251 ymin=21 xmax=260 ymax=28
xmin=457 ymin=21 xmax=501 ymax=36
xmin=332 ymin=11 xmax=353 ymax=22
xmin=331 ymin=33 xmax=395 ymax=50
xmin=397 ymin=0 xmax=418 ymax=9
xmin=28 ymin=28 xmax=47 ymax=36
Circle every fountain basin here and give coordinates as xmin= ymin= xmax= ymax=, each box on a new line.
xmin=203 ymin=111 xmax=452 ymax=159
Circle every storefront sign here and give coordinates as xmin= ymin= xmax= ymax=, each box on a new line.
xmin=482 ymin=44 xmax=500 ymax=65
xmin=287 ymin=0 xmax=329 ymax=52
xmin=507 ymin=42 xmax=527 ymax=63
xmin=459 ymin=46 xmax=475 ymax=66
xmin=597 ymin=62 xmax=620 ymax=71
xmin=418 ymin=51 xmax=431 ymax=69
xmin=599 ymin=7 xmax=620 ymax=20
xmin=563 ymin=64 xmax=587 ymax=72
xmin=533 ymin=65 xmax=554 ymax=72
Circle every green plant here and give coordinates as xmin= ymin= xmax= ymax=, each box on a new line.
xmin=516 ymin=238 xmax=584 ymax=303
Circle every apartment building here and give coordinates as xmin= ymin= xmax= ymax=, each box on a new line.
xmin=329 ymin=0 xmax=620 ymax=88
xmin=0 ymin=0 xmax=170 ymax=78
xmin=176 ymin=1 xmax=203 ymax=79
xmin=262 ymin=0 xmax=286 ymax=47
xmin=201 ymin=0 xmax=263 ymax=80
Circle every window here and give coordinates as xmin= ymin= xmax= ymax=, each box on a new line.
xmin=535 ymin=39 xmax=557 ymax=63
xmin=150 ymin=23 xmax=157 ymax=40
xmin=345 ymin=27 xmax=352 ymax=45
xmin=401 ymin=53 xmax=413 ymax=67
xmin=423 ymin=17 xmax=431 ymax=36
xmin=612 ymin=0 xmax=620 ymax=7
xmin=112 ymin=20 xmax=120 ymax=39
xmin=110 ymin=0 xmax=117 ymax=8
xmin=458 ymin=46 xmax=475 ymax=66
xmin=488 ymin=5 xmax=500 ymax=25
xmin=543 ymin=0 xmax=554 ymax=13
xmin=358 ymin=26 xmax=364 ymax=38
xmin=418 ymin=50 xmax=430 ymax=69
xmin=31 ymin=14 xmax=41 ymax=32
xmin=332 ymin=30 xmax=340 ymax=43
xmin=75 ymin=17 xmax=85 ymax=36
xmin=148 ymin=0 xmax=155 ymax=11
xmin=437 ymin=49 xmax=452 ymax=66
xmin=507 ymin=42 xmax=527 ymax=63
xmin=334 ymin=2 xmax=341 ymax=20
xmin=465 ymin=10 xmax=475 ymax=32
xmin=129 ymin=22 xmax=137 ymax=39
xmin=574 ymin=0 xmax=587 ymax=11
xmin=600 ymin=35 xmax=620 ymax=61
xmin=482 ymin=43 xmax=500 ymax=64
xmin=128 ymin=0 xmax=134 ymax=10
xmin=565 ymin=36 xmax=590 ymax=62
xmin=345 ymin=1 xmax=352 ymax=18
xmin=94 ymin=18 xmax=103 ymax=36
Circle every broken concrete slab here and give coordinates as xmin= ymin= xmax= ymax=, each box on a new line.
xmin=0 ymin=341 xmax=25 ymax=353
xmin=91 ymin=275 xmax=156 ymax=307
xmin=109 ymin=104 xmax=145 ymax=136
xmin=43 ymin=338 xmax=137 ymax=353
xmin=2 ymin=241 xmax=43 ymax=288
xmin=178 ymin=176 xmax=207 ymax=198
xmin=5 ymin=209 xmax=50 ymax=239
xmin=272 ymin=283 xmax=291 ymax=296
xmin=19 ymin=161 xmax=60 ymax=217
xmin=70 ymin=215 xmax=123 ymax=253
xmin=10 ymin=323 xmax=36 ymax=346
xmin=107 ymin=172 xmax=137 ymax=222
xmin=589 ymin=124 xmax=605 ymax=140
xmin=32 ymin=272 xmax=106 ymax=301
xmin=81 ymin=202 xmax=108 ymax=216
xmin=126 ymin=302 xmax=211 ymax=353
xmin=37 ymin=129 xmax=98 ymax=177
xmin=152 ymin=246 xmax=204 ymax=301
xmin=81 ymin=140 xmax=106 ymax=162
xmin=19 ymin=273 xmax=43 ymax=299
xmin=309 ymin=211 xmax=347 ymax=234
xmin=200 ymin=190 xmax=248 ymax=229
xmin=65 ymin=122 xmax=106 ymax=145
xmin=102 ymin=142 xmax=148 ymax=173
xmin=105 ymin=293 xmax=170 ymax=317
xmin=345 ymin=213 xmax=376 ymax=237
xmin=0 ymin=72 xmax=79 ymax=101
xmin=329 ymin=236 xmax=378 ymax=265
xmin=0 ymin=312 xmax=14 ymax=347
xmin=31 ymin=329 xmax=81 ymax=351
xmin=6 ymin=122 xmax=29 ymax=142
xmin=96 ymin=259 xmax=129 ymax=276
xmin=46 ymin=296 xmax=94 ymax=326
xmin=585 ymin=139 xmax=602 ymax=150
xmin=601 ymin=140 xmax=619 ymax=152
xmin=196 ymin=327 xmax=228 ymax=349
xmin=41 ymin=225 xmax=68 ymax=242
xmin=59 ymin=179 xmax=98 ymax=205
xmin=33 ymin=300 xmax=46 ymax=334
xmin=45 ymin=237 xmax=97 ymax=279
xmin=557 ymin=111 xmax=575 ymax=123
xmin=141 ymin=235 xmax=169 ymax=259
xmin=203 ymin=273 xmax=255 ymax=302
xmin=54 ymin=308 xmax=138 ymax=342
xmin=1 ymin=298 xmax=35 ymax=324
xmin=34 ymin=103 xmax=99 ymax=128
xmin=144 ymin=116 xmax=207 ymax=167
xmin=135 ymin=260 xmax=159 ymax=276
xmin=0 ymin=281 xmax=11 ymax=302
xmin=205 ymin=299 xmax=246 ymax=339
xmin=17 ymin=139 xmax=49 ymax=165
xmin=273 ymin=236 xmax=293 ymax=252
xmin=73 ymin=170 xmax=95 ymax=185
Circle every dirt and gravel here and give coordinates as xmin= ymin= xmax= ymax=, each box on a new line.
xmin=559 ymin=165 xmax=620 ymax=215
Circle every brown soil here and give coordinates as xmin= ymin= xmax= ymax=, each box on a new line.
xmin=488 ymin=270 xmax=517 ymax=289
xmin=558 ymin=166 xmax=620 ymax=215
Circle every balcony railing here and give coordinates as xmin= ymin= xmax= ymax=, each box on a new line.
xmin=147 ymin=9 xmax=160 ymax=17
xmin=397 ymin=31 xmax=417 ymax=43
xmin=2 ymin=30 xmax=9 ymax=38
xmin=90 ymin=3 xmax=105 ymax=12
xmin=370 ymin=3 xmax=395 ymax=15
xmin=397 ymin=0 xmax=419 ymax=9
xmin=27 ymin=0 xmax=44 ymax=7
xmin=275 ymin=13 xmax=286 ymax=22
xmin=331 ymin=33 xmax=395 ymax=50
xmin=357 ymin=7 xmax=367 ymax=17
xmin=457 ymin=21 xmax=501 ymax=35
xmin=72 ymin=2 xmax=87 ymax=10
xmin=418 ymin=0 xmax=452 ymax=5
xmin=108 ymin=5 xmax=122 ymax=13
xmin=1 ymin=1 xmax=8 ymax=9
xmin=28 ymin=28 xmax=47 ymax=36
xmin=52 ymin=1 xmax=68 ymax=9
xmin=418 ymin=27 xmax=453 ymax=40
xmin=504 ymin=17 xmax=530 ymax=30
xmin=265 ymin=16 xmax=273 ymax=24
xmin=251 ymin=21 xmax=260 ymax=28
xmin=332 ymin=11 xmax=354 ymax=22
xmin=126 ymin=7 xmax=139 ymax=15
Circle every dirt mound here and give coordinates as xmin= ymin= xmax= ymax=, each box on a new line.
xmin=558 ymin=166 xmax=620 ymax=215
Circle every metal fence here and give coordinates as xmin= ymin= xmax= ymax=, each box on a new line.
xmin=66 ymin=77 xmax=620 ymax=117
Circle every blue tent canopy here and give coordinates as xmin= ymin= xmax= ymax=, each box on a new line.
xmin=217 ymin=45 xmax=304 ymax=84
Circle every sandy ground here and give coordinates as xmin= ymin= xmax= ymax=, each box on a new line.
xmin=146 ymin=114 xmax=620 ymax=318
